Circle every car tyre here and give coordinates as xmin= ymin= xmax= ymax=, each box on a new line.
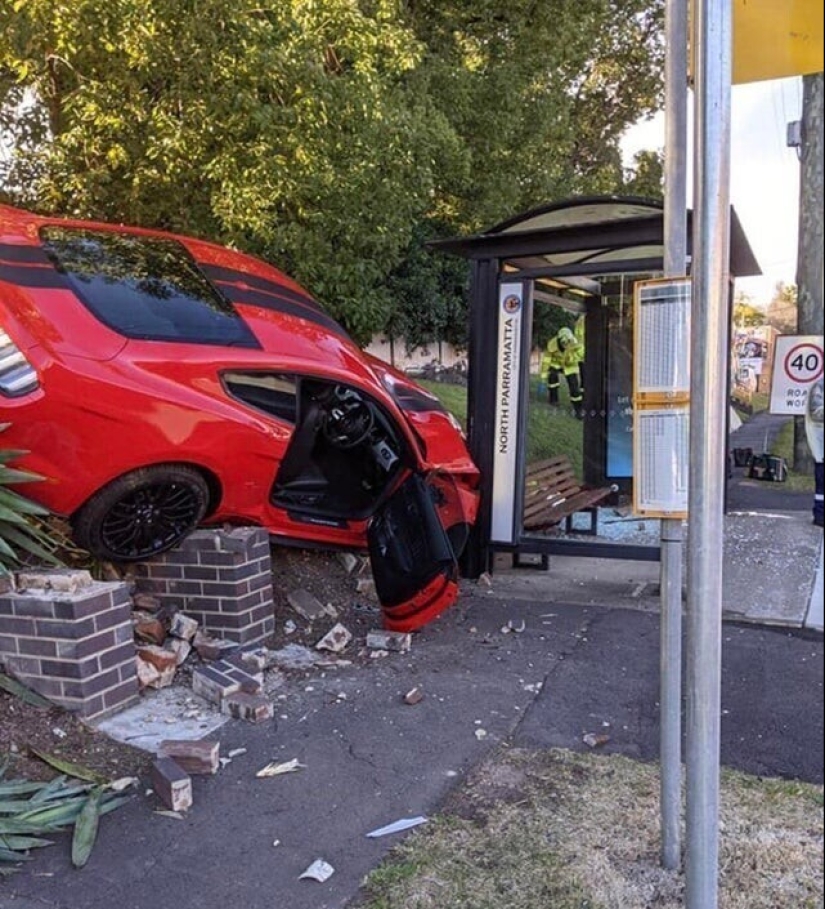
xmin=73 ymin=465 xmax=210 ymax=562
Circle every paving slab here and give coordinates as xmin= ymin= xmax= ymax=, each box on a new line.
xmin=721 ymin=510 xmax=822 ymax=626
xmin=95 ymin=686 xmax=228 ymax=751
xmin=487 ymin=511 xmax=823 ymax=629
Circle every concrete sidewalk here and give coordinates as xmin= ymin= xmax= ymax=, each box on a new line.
xmin=490 ymin=509 xmax=823 ymax=630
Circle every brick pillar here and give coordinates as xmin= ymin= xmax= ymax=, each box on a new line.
xmin=0 ymin=571 xmax=138 ymax=719
xmin=136 ymin=527 xmax=275 ymax=645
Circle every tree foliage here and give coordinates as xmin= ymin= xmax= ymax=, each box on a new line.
xmin=732 ymin=292 xmax=765 ymax=329
xmin=765 ymin=281 xmax=798 ymax=334
xmin=1 ymin=0 xmax=664 ymax=345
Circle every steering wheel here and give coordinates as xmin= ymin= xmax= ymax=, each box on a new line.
xmin=320 ymin=387 xmax=374 ymax=449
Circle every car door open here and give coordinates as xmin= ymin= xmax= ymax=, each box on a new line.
xmin=367 ymin=472 xmax=464 ymax=632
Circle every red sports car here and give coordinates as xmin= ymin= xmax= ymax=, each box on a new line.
xmin=0 ymin=204 xmax=479 ymax=631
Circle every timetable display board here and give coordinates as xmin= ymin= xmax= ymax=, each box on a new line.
xmin=632 ymin=278 xmax=691 ymax=518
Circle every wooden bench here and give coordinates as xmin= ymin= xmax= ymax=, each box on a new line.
xmin=522 ymin=455 xmax=617 ymax=535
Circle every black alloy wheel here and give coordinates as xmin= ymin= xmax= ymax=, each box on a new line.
xmin=73 ymin=465 xmax=210 ymax=562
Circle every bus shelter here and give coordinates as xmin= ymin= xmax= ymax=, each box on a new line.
xmin=430 ymin=195 xmax=761 ymax=577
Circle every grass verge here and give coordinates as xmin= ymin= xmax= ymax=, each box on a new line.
xmin=356 ymin=747 xmax=824 ymax=909
xmin=418 ymin=379 xmax=584 ymax=475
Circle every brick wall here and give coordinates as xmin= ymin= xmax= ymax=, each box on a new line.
xmin=0 ymin=574 xmax=139 ymax=719
xmin=134 ymin=527 xmax=275 ymax=645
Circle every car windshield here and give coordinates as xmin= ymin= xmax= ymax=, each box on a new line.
xmin=40 ymin=227 xmax=259 ymax=348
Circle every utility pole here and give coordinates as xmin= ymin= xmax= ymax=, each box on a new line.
xmin=794 ymin=72 xmax=824 ymax=473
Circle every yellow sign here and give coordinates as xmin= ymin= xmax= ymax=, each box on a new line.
xmin=733 ymin=0 xmax=823 ymax=84
xmin=691 ymin=1 xmax=824 ymax=84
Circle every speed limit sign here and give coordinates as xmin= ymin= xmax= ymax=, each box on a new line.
xmin=769 ymin=335 xmax=825 ymax=414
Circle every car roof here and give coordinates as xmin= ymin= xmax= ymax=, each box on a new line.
xmin=0 ymin=204 xmax=372 ymax=380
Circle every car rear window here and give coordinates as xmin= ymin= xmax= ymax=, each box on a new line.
xmin=223 ymin=371 xmax=297 ymax=424
xmin=40 ymin=227 xmax=259 ymax=348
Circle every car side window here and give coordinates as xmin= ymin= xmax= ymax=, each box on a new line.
xmin=223 ymin=371 xmax=297 ymax=424
xmin=40 ymin=227 xmax=259 ymax=348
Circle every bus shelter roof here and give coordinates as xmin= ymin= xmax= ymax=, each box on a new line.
xmin=430 ymin=195 xmax=761 ymax=280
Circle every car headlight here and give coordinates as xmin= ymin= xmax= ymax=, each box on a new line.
xmin=0 ymin=328 xmax=39 ymax=396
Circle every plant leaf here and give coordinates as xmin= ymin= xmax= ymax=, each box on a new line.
xmin=0 ymin=845 xmax=31 ymax=862
xmin=0 ymin=834 xmax=53 ymax=850
xmin=71 ymin=787 xmax=103 ymax=868
xmin=0 ymin=674 xmax=53 ymax=708
xmin=26 ymin=749 xmax=108 ymax=784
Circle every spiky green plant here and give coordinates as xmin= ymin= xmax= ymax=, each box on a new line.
xmin=0 ymin=423 xmax=61 ymax=576
xmin=0 ymin=754 xmax=133 ymax=875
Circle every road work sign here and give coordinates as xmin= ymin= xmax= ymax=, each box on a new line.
xmin=769 ymin=335 xmax=824 ymax=415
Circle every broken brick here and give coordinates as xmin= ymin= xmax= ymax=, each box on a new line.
xmin=286 ymin=588 xmax=327 ymax=621
xmin=15 ymin=569 xmax=93 ymax=594
xmin=147 ymin=665 xmax=176 ymax=689
xmin=132 ymin=592 xmax=162 ymax=612
xmin=135 ymin=656 xmax=161 ymax=689
xmin=133 ymin=612 xmax=167 ymax=646
xmin=212 ymin=659 xmax=263 ymax=694
xmin=169 ymin=612 xmax=198 ymax=642
xmin=336 ymin=551 xmax=363 ymax=574
xmin=221 ymin=692 xmax=274 ymax=724
xmin=151 ymin=757 xmax=193 ymax=812
xmin=157 ymin=739 xmax=220 ymax=775
xmin=224 ymin=645 xmax=269 ymax=673
xmin=191 ymin=664 xmax=241 ymax=704
xmin=366 ymin=630 xmax=412 ymax=653
xmin=193 ymin=631 xmax=236 ymax=662
xmin=165 ymin=637 xmax=192 ymax=667
xmin=315 ymin=623 xmax=352 ymax=653
xmin=136 ymin=644 xmax=178 ymax=673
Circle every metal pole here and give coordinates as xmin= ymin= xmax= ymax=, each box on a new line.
xmin=686 ymin=0 xmax=731 ymax=906
xmin=660 ymin=0 xmax=689 ymax=873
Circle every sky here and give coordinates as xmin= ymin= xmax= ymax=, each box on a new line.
xmin=622 ymin=75 xmax=804 ymax=307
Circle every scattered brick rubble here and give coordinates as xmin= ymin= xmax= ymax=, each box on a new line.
xmin=3 ymin=551 xmax=416 ymax=816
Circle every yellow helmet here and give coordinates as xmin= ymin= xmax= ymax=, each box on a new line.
xmin=557 ymin=327 xmax=575 ymax=347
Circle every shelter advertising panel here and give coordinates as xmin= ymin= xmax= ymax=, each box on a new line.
xmin=490 ymin=282 xmax=528 ymax=543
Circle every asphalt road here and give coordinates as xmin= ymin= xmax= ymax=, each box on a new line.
xmin=4 ymin=592 xmax=822 ymax=909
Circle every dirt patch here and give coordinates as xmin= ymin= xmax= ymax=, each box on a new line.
xmin=268 ymin=544 xmax=382 ymax=652
xmin=0 ymin=694 xmax=152 ymax=782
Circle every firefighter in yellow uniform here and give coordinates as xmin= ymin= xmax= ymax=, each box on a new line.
xmin=574 ymin=313 xmax=585 ymax=400
xmin=540 ymin=324 xmax=585 ymax=418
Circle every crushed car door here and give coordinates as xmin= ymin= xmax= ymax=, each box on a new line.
xmin=367 ymin=472 xmax=462 ymax=633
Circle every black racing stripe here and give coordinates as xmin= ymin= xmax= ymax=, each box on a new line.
xmin=0 ymin=243 xmax=67 ymax=288
xmin=0 ymin=263 xmax=66 ymax=289
xmin=0 ymin=243 xmax=52 ymax=265
xmin=393 ymin=387 xmax=447 ymax=414
xmin=199 ymin=263 xmax=345 ymax=332
xmin=199 ymin=264 xmax=314 ymax=304
xmin=207 ymin=278 xmax=350 ymax=339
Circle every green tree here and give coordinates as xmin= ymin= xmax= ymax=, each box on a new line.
xmin=732 ymin=292 xmax=765 ymax=329
xmin=1 ymin=0 xmax=665 ymax=343
xmin=765 ymin=281 xmax=798 ymax=334
xmin=404 ymin=0 xmax=664 ymax=231
xmin=622 ymin=149 xmax=664 ymax=198
xmin=1 ymin=0 xmax=453 ymax=341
